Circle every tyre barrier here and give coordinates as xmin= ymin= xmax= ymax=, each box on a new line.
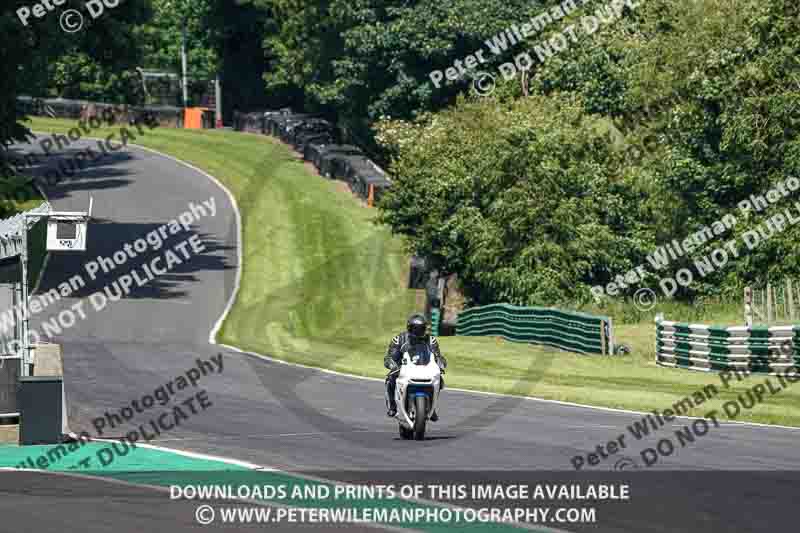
xmin=295 ymin=132 xmax=333 ymax=154
xmin=345 ymin=160 xmax=391 ymax=206
xmin=329 ymin=154 xmax=369 ymax=181
xmin=656 ymin=319 xmax=800 ymax=374
xmin=19 ymin=97 xmax=392 ymax=205
xmin=317 ymin=146 xmax=362 ymax=178
xmin=232 ymin=111 xmax=267 ymax=133
xmin=456 ymin=303 xmax=614 ymax=355
xmin=240 ymin=110 xmax=392 ymax=205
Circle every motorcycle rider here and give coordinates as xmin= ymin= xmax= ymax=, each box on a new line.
xmin=384 ymin=313 xmax=447 ymax=419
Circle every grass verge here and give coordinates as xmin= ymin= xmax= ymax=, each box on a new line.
xmin=23 ymin=117 xmax=800 ymax=428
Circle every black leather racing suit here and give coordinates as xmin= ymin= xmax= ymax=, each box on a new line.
xmin=384 ymin=332 xmax=447 ymax=412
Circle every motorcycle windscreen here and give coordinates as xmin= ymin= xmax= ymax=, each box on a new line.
xmin=408 ymin=342 xmax=432 ymax=365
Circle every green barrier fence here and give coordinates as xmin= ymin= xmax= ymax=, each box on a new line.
xmin=430 ymin=308 xmax=440 ymax=336
xmin=656 ymin=319 xmax=800 ymax=374
xmin=455 ymin=304 xmax=614 ymax=355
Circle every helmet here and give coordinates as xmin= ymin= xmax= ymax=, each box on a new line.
xmin=406 ymin=313 xmax=428 ymax=342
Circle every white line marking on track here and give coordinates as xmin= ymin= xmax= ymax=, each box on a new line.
xmin=222 ymin=341 xmax=800 ymax=432
xmin=37 ymin=135 xmax=800 ymax=436
xmin=112 ymin=140 xmax=562 ymax=533
xmin=17 ymin=135 xmax=567 ymax=532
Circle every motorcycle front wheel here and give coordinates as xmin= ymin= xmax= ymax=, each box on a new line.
xmin=413 ymin=395 xmax=427 ymax=440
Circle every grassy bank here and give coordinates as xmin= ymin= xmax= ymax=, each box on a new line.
xmin=24 ymin=117 xmax=800 ymax=427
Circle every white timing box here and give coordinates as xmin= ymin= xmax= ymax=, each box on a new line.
xmin=46 ymin=218 xmax=88 ymax=251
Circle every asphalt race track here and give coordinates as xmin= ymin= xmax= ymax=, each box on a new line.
xmin=3 ymin=137 xmax=800 ymax=532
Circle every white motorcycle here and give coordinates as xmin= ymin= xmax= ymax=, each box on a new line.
xmin=391 ymin=344 xmax=443 ymax=441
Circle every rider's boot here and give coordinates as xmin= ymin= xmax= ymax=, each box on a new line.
xmin=430 ymin=409 xmax=438 ymax=422
xmin=386 ymin=375 xmax=398 ymax=417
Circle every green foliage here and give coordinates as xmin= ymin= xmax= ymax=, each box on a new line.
xmin=142 ymin=0 xmax=218 ymax=79
xmin=1 ymin=0 xmax=150 ymax=159
xmin=377 ymin=0 xmax=800 ymax=306
xmin=0 ymin=2 xmax=39 ymax=149
xmin=21 ymin=0 xmax=152 ymax=103
xmin=4 ymin=0 xmax=800 ymax=311
xmin=50 ymin=53 xmax=145 ymax=103
xmin=376 ymin=91 xmax=653 ymax=306
xmin=260 ymin=0 xmax=555 ymax=153
xmin=4 ymin=0 xmax=217 ymax=108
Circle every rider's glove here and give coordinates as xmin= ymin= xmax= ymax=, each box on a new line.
xmin=387 ymin=359 xmax=399 ymax=371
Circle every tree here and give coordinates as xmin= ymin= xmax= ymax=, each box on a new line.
xmin=376 ymin=0 xmax=800 ymax=305
xmin=376 ymin=90 xmax=653 ymax=306
xmin=260 ymin=0 xmax=550 ymax=157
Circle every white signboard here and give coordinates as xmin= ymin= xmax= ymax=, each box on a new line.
xmin=46 ymin=219 xmax=88 ymax=251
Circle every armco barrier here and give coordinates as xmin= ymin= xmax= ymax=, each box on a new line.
xmin=456 ymin=304 xmax=614 ymax=355
xmin=656 ymin=319 xmax=800 ymax=374
xmin=17 ymin=96 xmax=182 ymax=128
